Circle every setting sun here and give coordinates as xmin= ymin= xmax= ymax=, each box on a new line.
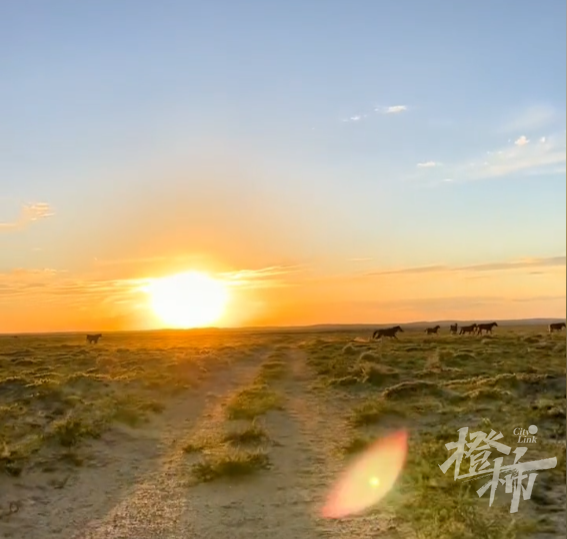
xmin=144 ymin=271 xmax=229 ymax=329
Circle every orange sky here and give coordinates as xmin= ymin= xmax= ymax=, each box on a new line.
xmin=1 ymin=248 xmax=565 ymax=332
xmin=1 ymin=152 xmax=566 ymax=332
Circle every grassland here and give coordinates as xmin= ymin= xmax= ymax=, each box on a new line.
xmin=0 ymin=326 xmax=564 ymax=538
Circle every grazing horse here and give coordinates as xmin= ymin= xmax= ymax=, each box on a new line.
xmin=86 ymin=333 xmax=102 ymax=344
xmin=372 ymin=326 xmax=404 ymax=340
xmin=549 ymin=322 xmax=566 ymax=333
xmin=450 ymin=323 xmax=458 ymax=335
xmin=425 ymin=325 xmax=441 ymax=335
xmin=476 ymin=322 xmax=498 ymax=335
xmin=459 ymin=324 xmax=478 ymax=335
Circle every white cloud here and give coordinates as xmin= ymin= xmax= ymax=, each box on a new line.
xmin=514 ymin=135 xmax=530 ymax=146
xmin=376 ymin=105 xmax=408 ymax=114
xmin=0 ymin=202 xmax=55 ymax=232
xmin=417 ymin=161 xmax=439 ymax=168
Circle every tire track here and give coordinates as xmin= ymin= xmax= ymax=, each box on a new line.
xmin=71 ymin=351 xmax=268 ymax=539
xmin=284 ymin=349 xmax=394 ymax=538
xmin=174 ymin=346 xmax=321 ymax=538
xmin=0 ymin=349 xmax=268 ymax=539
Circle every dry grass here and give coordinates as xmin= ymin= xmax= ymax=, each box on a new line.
xmin=190 ymin=449 xmax=272 ymax=483
xmin=1 ymin=325 xmax=565 ymax=537
xmin=0 ymin=331 xmax=266 ymax=476
xmin=303 ymin=325 xmax=566 ymax=538
xmin=183 ymin=353 xmax=286 ymax=484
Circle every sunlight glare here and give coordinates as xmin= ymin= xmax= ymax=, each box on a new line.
xmin=322 ymin=430 xmax=408 ymax=519
xmin=145 ymin=271 xmax=228 ymax=329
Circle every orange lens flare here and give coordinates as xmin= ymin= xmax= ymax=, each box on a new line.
xmin=322 ymin=429 xmax=408 ymax=519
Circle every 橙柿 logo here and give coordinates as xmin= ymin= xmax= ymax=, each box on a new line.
xmin=438 ymin=426 xmax=557 ymax=514
xmin=513 ymin=425 xmax=538 ymax=444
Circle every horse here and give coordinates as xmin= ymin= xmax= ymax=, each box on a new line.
xmin=86 ymin=333 xmax=102 ymax=344
xmin=549 ymin=322 xmax=566 ymax=333
xmin=372 ymin=326 xmax=404 ymax=340
xmin=476 ymin=322 xmax=498 ymax=335
xmin=449 ymin=323 xmax=458 ymax=335
xmin=459 ymin=324 xmax=477 ymax=335
xmin=425 ymin=325 xmax=441 ymax=335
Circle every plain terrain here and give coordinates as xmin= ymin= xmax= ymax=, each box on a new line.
xmin=0 ymin=326 xmax=565 ymax=539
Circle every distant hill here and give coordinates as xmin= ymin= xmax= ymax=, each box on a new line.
xmin=221 ymin=318 xmax=566 ymax=334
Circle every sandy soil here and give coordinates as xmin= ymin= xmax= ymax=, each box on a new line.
xmin=0 ymin=346 xmax=384 ymax=539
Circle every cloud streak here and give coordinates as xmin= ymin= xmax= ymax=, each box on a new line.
xmin=219 ymin=264 xmax=308 ymax=289
xmin=417 ymin=161 xmax=439 ymax=168
xmin=419 ymin=130 xmax=566 ymax=185
xmin=0 ymin=263 xmax=307 ymax=303
xmin=0 ymin=203 xmax=54 ymax=232
xmin=364 ymin=256 xmax=566 ymax=277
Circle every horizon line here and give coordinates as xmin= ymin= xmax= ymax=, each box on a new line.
xmin=2 ymin=316 xmax=565 ymax=336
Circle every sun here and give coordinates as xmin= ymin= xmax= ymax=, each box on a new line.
xmin=145 ymin=271 xmax=229 ymax=329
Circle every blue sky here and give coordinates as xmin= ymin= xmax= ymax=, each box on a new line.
xmin=1 ymin=1 xmax=566 ymax=330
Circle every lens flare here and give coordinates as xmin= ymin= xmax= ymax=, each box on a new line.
xmin=322 ymin=429 xmax=408 ymax=519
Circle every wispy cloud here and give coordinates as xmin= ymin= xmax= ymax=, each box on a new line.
xmin=93 ymin=253 xmax=209 ymax=267
xmin=219 ymin=264 xmax=308 ymax=289
xmin=376 ymin=105 xmax=408 ymax=114
xmin=342 ymin=114 xmax=367 ymax=123
xmin=0 ymin=263 xmax=308 ymax=306
xmin=417 ymin=161 xmax=439 ymax=168
xmin=364 ymin=256 xmax=566 ymax=277
xmin=501 ymin=104 xmax=559 ymax=133
xmin=0 ymin=202 xmax=54 ymax=232
xmin=418 ymin=130 xmax=566 ymax=184
xmin=461 ymin=256 xmax=566 ymax=272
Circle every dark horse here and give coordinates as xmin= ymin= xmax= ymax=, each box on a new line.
xmin=372 ymin=325 xmax=404 ymax=340
xmin=86 ymin=333 xmax=102 ymax=344
xmin=549 ymin=322 xmax=566 ymax=333
xmin=425 ymin=325 xmax=441 ymax=335
xmin=476 ymin=322 xmax=498 ymax=335
xmin=459 ymin=324 xmax=478 ymax=335
xmin=450 ymin=323 xmax=458 ymax=335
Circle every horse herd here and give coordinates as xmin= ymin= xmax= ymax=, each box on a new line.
xmin=371 ymin=321 xmax=566 ymax=340
xmin=84 ymin=323 xmax=567 ymax=345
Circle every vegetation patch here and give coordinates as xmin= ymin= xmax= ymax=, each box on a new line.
xmin=222 ymin=421 xmax=270 ymax=446
xmin=190 ymin=449 xmax=271 ymax=483
xmin=225 ymin=384 xmax=283 ymax=420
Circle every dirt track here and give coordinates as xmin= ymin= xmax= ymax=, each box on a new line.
xmin=1 ymin=345 xmax=387 ymax=539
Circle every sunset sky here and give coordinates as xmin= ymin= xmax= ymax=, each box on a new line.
xmin=1 ymin=1 xmax=566 ymax=332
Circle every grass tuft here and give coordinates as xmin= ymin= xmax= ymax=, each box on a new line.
xmin=226 ymin=384 xmax=283 ymax=420
xmin=191 ymin=449 xmax=271 ymax=483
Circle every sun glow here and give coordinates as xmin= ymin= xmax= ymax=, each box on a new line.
xmin=145 ymin=271 xmax=229 ymax=328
